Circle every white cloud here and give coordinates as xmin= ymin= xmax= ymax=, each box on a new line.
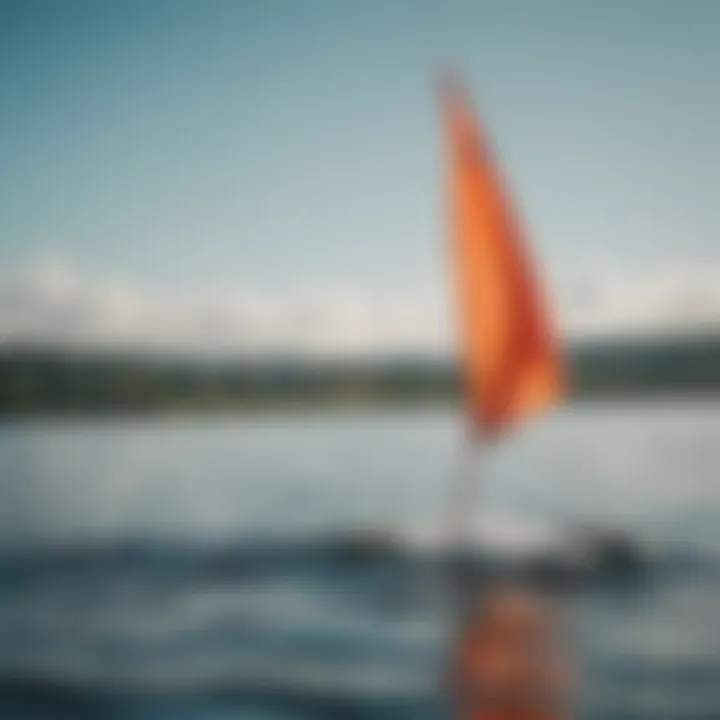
xmin=0 ymin=261 xmax=449 ymax=359
xmin=556 ymin=263 xmax=720 ymax=340
xmin=1 ymin=259 xmax=720 ymax=359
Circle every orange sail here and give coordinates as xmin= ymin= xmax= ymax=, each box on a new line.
xmin=442 ymin=81 xmax=565 ymax=436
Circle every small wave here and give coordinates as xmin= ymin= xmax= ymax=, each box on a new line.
xmin=0 ymin=528 xmax=714 ymax=590
xmin=0 ymin=540 xmax=683 ymax=584
xmin=0 ymin=659 xmax=717 ymax=720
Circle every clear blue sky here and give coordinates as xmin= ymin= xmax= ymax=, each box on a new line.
xmin=2 ymin=0 xmax=720 ymax=293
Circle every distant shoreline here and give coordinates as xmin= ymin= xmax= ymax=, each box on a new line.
xmin=3 ymin=335 xmax=720 ymax=414
xmin=1 ymin=391 xmax=720 ymax=421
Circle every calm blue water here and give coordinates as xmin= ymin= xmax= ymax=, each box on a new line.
xmin=0 ymin=404 xmax=718 ymax=718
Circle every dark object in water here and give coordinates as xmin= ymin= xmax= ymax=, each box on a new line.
xmin=583 ymin=530 xmax=648 ymax=583
xmin=506 ymin=530 xmax=650 ymax=592
xmin=327 ymin=529 xmax=403 ymax=564
xmin=325 ymin=524 xmax=650 ymax=596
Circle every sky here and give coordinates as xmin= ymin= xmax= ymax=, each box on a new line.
xmin=2 ymin=0 xmax=720 ymax=356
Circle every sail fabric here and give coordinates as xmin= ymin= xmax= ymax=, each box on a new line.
xmin=442 ymin=82 xmax=565 ymax=436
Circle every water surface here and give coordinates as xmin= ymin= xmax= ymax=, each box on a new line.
xmin=0 ymin=404 xmax=717 ymax=718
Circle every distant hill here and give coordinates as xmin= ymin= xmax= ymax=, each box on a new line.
xmin=571 ymin=333 xmax=720 ymax=396
xmin=1 ymin=334 xmax=720 ymax=413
